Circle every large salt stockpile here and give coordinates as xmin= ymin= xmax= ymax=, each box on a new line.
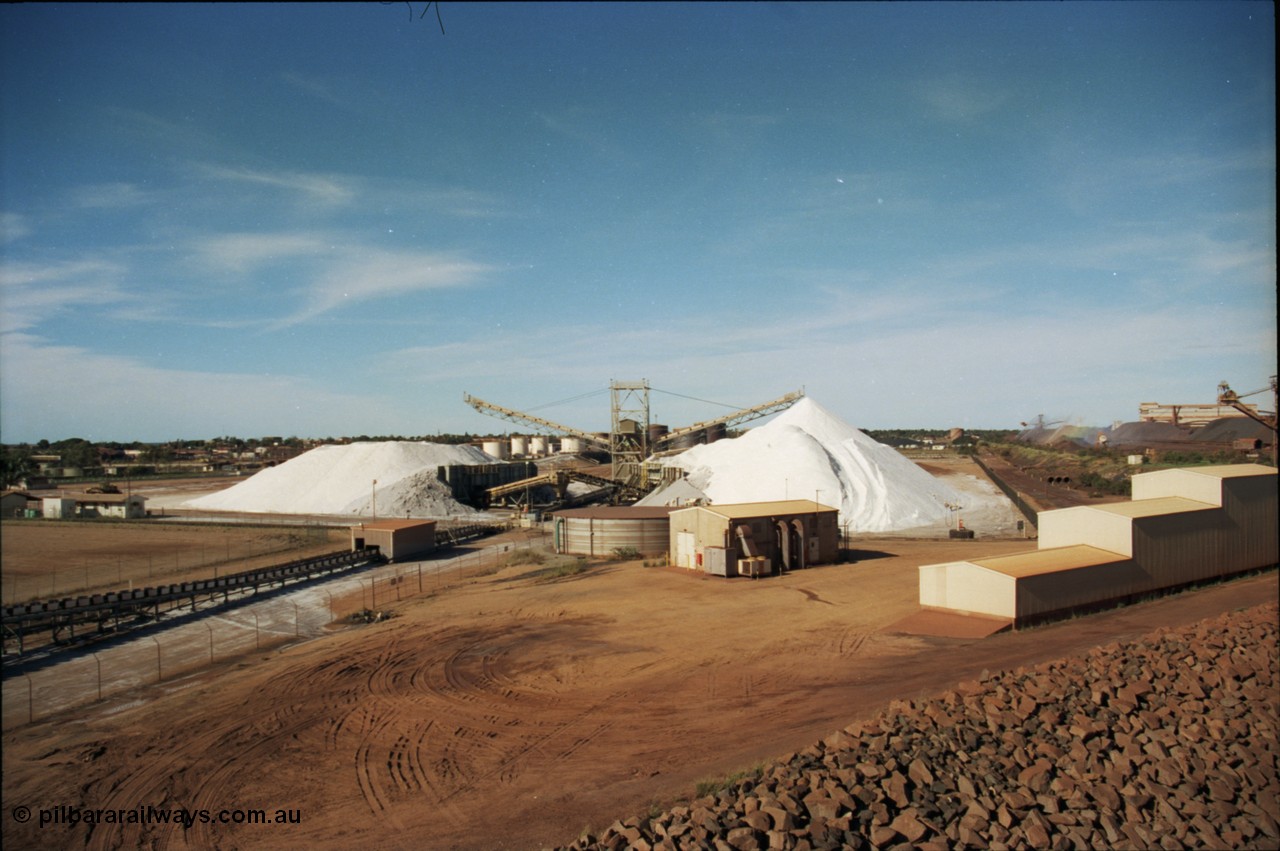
xmin=186 ymin=441 xmax=494 ymax=517
xmin=659 ymin=397 xmax=964 ymax=532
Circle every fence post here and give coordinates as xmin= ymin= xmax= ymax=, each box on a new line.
xmin=207 ymin=622 xmax=215 ymax=663
xmin=92 ymin=652 xmax=103 ymax=702
xmin=151 ymin=636 xmax=163 ymax=682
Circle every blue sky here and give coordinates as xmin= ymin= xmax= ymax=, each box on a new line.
xmin=1 ymin=2 xmax=1274 ymax=443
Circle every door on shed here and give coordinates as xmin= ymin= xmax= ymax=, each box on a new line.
xmin=676 ymin=531 xmax=695 ymax=568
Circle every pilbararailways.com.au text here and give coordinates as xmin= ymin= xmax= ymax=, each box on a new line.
xmin=18 ymin=804 xmax=301 ymax=830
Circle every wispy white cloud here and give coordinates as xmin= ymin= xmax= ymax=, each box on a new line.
xmin=71 ymin=182 xmax=154 ymax=209
xmin=1 ymin=212 xmax=32 ymax=243
xmin=535 ymin=109 xmax=634 ymax=164
xmin=281 ymin=70 xmax=352 ymax=109
xmin=195 ymin=163 xmax=356 ymax=206
xmin=0 ymin=332 xmax=375 ymax=441
xmin=0 ymin=259 xmax=129 ymax=333
xmin=281 ymin=248 xmax=492 ymax=327
xmin=192 ymin=231 xmax=334 ymax=275
xmin=912 ymin=73 xmax=1011 ymax=122
xmin=189 ymin=230 xmax=493 ymax=327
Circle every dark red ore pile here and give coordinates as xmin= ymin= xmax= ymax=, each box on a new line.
xmin=563 ymin=603 xmax=1279 ymax=851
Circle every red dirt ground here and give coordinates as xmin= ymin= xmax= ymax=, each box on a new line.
xmin=3 ymin=530 xmax=1274 ymax=851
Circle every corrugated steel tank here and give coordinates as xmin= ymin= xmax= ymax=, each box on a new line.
xmin=553 ymin=511 xmax=672 ymax=557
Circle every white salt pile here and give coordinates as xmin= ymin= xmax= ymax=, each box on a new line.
xmin=646 ymin=397 xmax=966 ymax=533
xmin=185 ymin=441 xmax=494 ymax=518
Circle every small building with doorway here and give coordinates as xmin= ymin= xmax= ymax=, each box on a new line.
xmin=351 ymin=519 xmax=437 ymax=561
xmin=68 ymin=492 xmax=148 ymax=519
xmin=669 ymin=500 xmax=840 ymax=577
xmin=2 ymin=489 xmax=37 ymax=518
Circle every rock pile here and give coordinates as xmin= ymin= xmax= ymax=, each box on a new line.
xmin=563 ymin=603 xmax=1279 ymax=850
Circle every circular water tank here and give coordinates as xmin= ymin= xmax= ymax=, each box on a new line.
xmin=530 ymin=436 xmax=548 ymax=457
xmin=561 ymin=437 xmax=583 ymax=454
xmin=482 ymin=440 xmax=508 ymax=460
xmin=553 ymin=508 xmax=674 ymax=557
xmin=511 ymin=436 xmax=529 ymax=456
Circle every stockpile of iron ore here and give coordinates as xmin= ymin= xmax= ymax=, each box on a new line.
xmin=564 ymin=603 xmax=1278 ymax=850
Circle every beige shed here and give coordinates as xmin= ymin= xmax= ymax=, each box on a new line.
xmin=351 ymin=519 xmax=437 ymax=561
xmin=920 ymin=463 xmax=1277 ymax=626
xmin=668 ymin=500 xmax=840 ymax=577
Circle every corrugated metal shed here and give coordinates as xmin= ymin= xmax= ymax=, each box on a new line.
xmin=669 ymin=500 xmax=840 ymax=575
xmin=351 ymin=519 xmax=437 ymax=561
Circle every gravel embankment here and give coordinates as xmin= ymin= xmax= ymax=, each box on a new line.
xmin=562 ymin=603 xmax=1279 ymax=850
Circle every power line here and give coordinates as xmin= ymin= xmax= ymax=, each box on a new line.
xmin=525 ymin=387 xmax=610 ymax=413
xmin=650 ymin=387 xmax=742 ymax=411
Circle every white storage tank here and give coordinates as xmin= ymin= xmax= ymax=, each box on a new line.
xmin=511 ymin=436 xmax=529 ymax=456
xmin=561 ymin=437 xmax=583 ymax=454
xmin=530 ymin=436 xmax=548 ymax=457
xmin=482 ymin=440 xmax=509 ymax=460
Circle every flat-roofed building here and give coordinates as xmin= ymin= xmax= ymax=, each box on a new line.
xmin=920 ymin=464 xmax=1276 ymax=626
xmin=669 ymin=500 xmax=839 ymax=577
xmin=351 ymin=519 xmax=437 ymax=561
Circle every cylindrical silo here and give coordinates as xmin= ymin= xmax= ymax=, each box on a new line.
xmin=553 ymin=507 xmax=674 ymax=557
xmin=482 ymin=440 xmax=509 ymax=460
xmin=561 ymin=437 xmax=583 ymax=454
xmin=511 ymin=436 xmax=529 ymax=456
xmin=530 ymin=436 xmax=547 ymax=457
xmin=705 ymin=424 xmax=727 ymax=443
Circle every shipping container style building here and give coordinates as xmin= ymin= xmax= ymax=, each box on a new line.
xmin=552 ymin=506 xmax=677 ymax=557
xmin=919 ymin=464 xmax=1277 ymax=626
xmin=669 ymin=500 xmax=840 ymax=577
xmin=351 ymin=519 xmax=437 ymax=561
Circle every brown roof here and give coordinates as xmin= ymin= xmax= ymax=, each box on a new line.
xmin=553 ymin=506 xmax=678 ymax=519
xmin=60 ymin=492 xmax=146 ymax=504
xmin=674 ymin=500 xmax=837 ymax=520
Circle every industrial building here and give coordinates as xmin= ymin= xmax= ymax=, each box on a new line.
xmin=2 ymin=489 xmax=36 ymax=518
xmin=669 ymin=500 xmax=840 ymax=577
xmin=351 ymin=519 xmax=437 ymax=561
xmin=40 ymin=493 xmax=148 ymax=519
xmin=552 ymin=506 xmax=677 ymax=557
xmin=919 ymin=464 xmax=1277 ymax=626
